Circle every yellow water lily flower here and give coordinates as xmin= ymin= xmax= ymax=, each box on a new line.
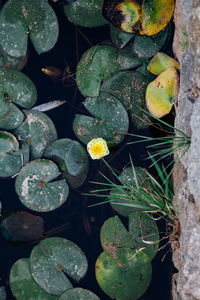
xmin=87 ymin=138 xmax=109 ymax=160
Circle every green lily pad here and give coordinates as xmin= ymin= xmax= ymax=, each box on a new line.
xmin=129 ymin=211 xmax=159 ymax=261
xmin=101 ymin=71 xmax=151 ymax=129
xmin=30 ymin=237 xmax=88 ymax=296
xmin=131 ymin=26 xmax=169 ymax=60
xmin=0 ymin=0 xmax=59 ymax=57
xmin=64 ymin=0 xmax=107 ymax=27
xmin=0 ymin=68 xmax=37 ymax=130
xmin=76 ymin=45 xmax=119 ymax=97
xmin=100 ymin=216 xmax=133 ymax=258
xmin=110 ymin=166 xmax=150 ymax=217
xmin=96 ymin=249 xmax=152 ymax=300
xmin=15 ymin=159 xmax=69 ymax=212
xmin=0 ymin=286 xmax=6 ymax=300
xmin=10 ymin=258 xmax=57 ymax=300
xmin=13 ymin=109 xmax=57 ymax=159
xmin=136 ymin=60 xmax=156 ymax=80
xmin=101 ymin=215 xmax=158 ymax=261
xmin=110 ymin=25 xmax=134 ymax=49
xmin=0 ymin=210 xmax=44 ymax=242
xmin=58 ymin=288 xmax=100 ymax=300
xmin=117 ymin=42 xmax=142 ymax=70
xmin=0 ymin=131 xmax=22 ymax=177
xmin=0 ymin=44 xmax=28 ymax=70
xmin=73 ymin=92 xmax=129 ymax=147
xmin=44 ymin=138 xmax=89 ymax=188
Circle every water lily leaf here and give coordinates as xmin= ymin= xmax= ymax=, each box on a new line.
xmin=136 ymin=60 xmax=156 ymax=80
xmin=147 ymin=52 xmax=180 ymax=75
xmin=110 ymin=166 xmax=150 ymax=216
xmin=0 ymin=131 xmax=22 ymax=177
xmin=101 ymin=71 xmax=151 ymax=129
xmin=10 ymin=258 xmax=57 ymax=300
xmin=0 ymin=44 xmax=28 ymax=70
xmin=73 ymin=92 xmax=129 ymax=147
xmin=76 ymin=45 xmax=119 ymax=97
xmin=0 ymin=68 xmax=37 ymax=130
xmin=117 ymin=42 xmax=142 ymax=70
xmin=129 ymin=211 xmax=159 ymax=261
xmin=58 ymin=288 xmax=100 ymax=300
xmin=146 ymin=66 xmax=179 ymax=118
xmin=100 ymin=216 xmax=133 ymax=259
xmin=140 ymin=0 xmax=175 ymax=36
xmin=103 ymin=0 xmax=142 ymax=33
xmin=96 ymin=249 xmax=152 ymax=300
xmin=30 ymin=237 xmax=88 ymax=296
xmin=132 ymin=26 xmax=169 ymax=60
xmin=110 ymin=24 xmax=134 ymax=49
xmin=15 ymin=159 xmax=69 ymax=212
xmin=0 ymin=0 xmax=59 ymax=57
xmin=0 ymin=210 xmax=44 ymax=242
xmin=64 ymin=0 xmax=107 ymax=27
xmin=44 ymin=138 xmax=89 ymax=188
xmin=0 ymin=286 xmax=6 ymax=300
xmin=101 ymin=214 xmax=158 ymax=261
xmin=14 ymin=110 xmax=57 ymax=159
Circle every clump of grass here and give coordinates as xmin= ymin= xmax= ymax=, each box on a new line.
xmin=87 ymin=156 xmax=177 ymax=222
xmin=128 ymin=110 xmax=191 ymax=177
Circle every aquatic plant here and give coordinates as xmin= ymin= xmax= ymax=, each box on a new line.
xmin=88 ymin=156 xmax=176 ymax=221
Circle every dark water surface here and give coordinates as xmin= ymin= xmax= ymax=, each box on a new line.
xmin=0 ymin=2 xmax=175 ymax=299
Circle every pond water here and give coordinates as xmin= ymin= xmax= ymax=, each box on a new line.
xmin=0 ymin=2 xmax=176 ymax=299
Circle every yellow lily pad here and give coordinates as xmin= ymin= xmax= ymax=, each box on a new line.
xmin=148 ymin=52 xmax=180 ymax=75
xmin=102 ymin=0 xmax=142 ymax=33
xmin=140 ymin=0 xmax=175 ymax=36
xmin=146 ymin=66 xmax=179 ymax=118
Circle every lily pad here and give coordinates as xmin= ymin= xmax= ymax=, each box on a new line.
xmin=0 ymin=0 xmax=59 ymax=57
xmin=136 ymin=60 xmax=156 ymax=80
xmin=102 ymin=0 xmax=142 ymax=33
xmin=96 ymin=249 xmax=152 ymax=300
xmin=129 ymin=211 xmax=159 ymax=261
xmin=73 ymin=92 xmax=129 ymax=147
xmin=101 ymin=214 xmax=159 ymax=261
xmin=0 ymin=286 xmax=6 ymax=300
xmin=101 ymin=71 xmax=151 ymax=129
xmin=0 ymin=44 xmax=28 ymax=70
xmin=146 ymin=66 xmax=179 ymax=118
xmin=141 ymin=0 xmax=175 ymax=36
xmin=110 ymin=24 xmax=134 ymax=49
xmin=0 ymin=210 xmax=44 ymax=242
xmin=132 ymin=26 xmax=169 ymax=60
xmin=15 ymin=159 xmax=69 ymax=212
xmin=58 ymin=288 xmax=100 ymax=300
xmin=109 ymin=166 xmax=151 ymax=217
xmin=44 ymin=138 xmax=89 ymax=188
xmin=147 ymin=52 xmax=180 ymax=75
xmin=13 ymin=109 xmax=57 ymax=159
xmin=0 ymin=68 xmax=37 ymax=130
xmin=64 ymin=0 xmax=107 ymax=27
xmin=76 ymin=45 xmax=119 ymax=97
xmin=30 ymin=237 xmax=88 ymax=296
xmin=10 ymin=258 xmax=57 ymax=300
xmin=117 ymin=42 xmax=142 ymax=70
xmin=0 ymin=131 xmax=22 ymax=177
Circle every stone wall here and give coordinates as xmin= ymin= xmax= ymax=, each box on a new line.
xmin=172 ymin=0 xmax=200 ymax=299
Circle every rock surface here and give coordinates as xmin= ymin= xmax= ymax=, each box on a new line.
xmin=172 ymin=0 xmax=200 ymax=299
